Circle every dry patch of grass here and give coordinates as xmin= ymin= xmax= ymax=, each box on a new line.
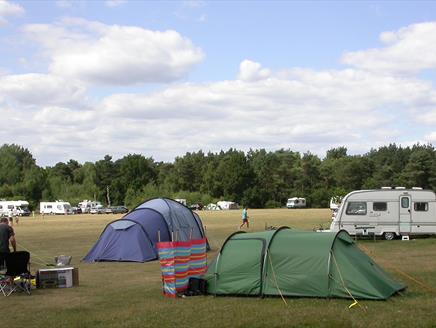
xmin=2 ymin=209 xmax=436 ymax=327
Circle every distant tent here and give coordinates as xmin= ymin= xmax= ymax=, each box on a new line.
xmin=205 ymin=228 xmax=406 ymax=300
xmin=83 ymin=198 xmax=208 ymax=263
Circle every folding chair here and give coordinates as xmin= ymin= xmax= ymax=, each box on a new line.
xmin=0 ymin=251 xmax=32 ymax=296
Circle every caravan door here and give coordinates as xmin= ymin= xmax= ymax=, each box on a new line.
xmin=399 ymin=195 xmax=411 ymax=234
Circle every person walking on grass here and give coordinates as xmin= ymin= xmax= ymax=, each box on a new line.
xmin=239 ymin=206 xmax=249 ymax=229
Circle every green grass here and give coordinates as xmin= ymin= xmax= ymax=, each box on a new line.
xmin=3 ymin=209 xmax=436 ymax=327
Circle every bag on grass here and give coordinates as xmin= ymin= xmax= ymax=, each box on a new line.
xmin=184 ymin=277 xmax=207 ymax=296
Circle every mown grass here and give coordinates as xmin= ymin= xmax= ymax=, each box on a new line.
xmin=2 ymin=209 xmax=436 ymax=328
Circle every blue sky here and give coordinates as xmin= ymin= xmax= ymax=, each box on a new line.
xmin=1 ymin=0 xmax=436 ymax=166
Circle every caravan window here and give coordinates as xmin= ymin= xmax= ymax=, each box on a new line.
xmin=414 ymin=202 xmax=428 ymax=212
xmin=401 ymin=197 xmax=410 ymax=208
xmin=346 ymin=202 xmax=367 ymax=215
xmin=373 ymin=202 xmax=387 ymax=211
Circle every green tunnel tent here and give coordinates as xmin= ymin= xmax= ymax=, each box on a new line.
xmin=205 ymin=228 xmax=406 ymax=300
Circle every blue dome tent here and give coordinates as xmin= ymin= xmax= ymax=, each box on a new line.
xmin=83 ymin=198 xmax=208 ymax=263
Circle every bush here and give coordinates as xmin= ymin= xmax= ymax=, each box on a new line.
xmin=264 ymin=200 xmax=282 ymax=208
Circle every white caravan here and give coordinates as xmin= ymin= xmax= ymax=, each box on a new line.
xmin=329 ymin=187 xmax=436 ymax=240
xmin=175 ymin=199 xmax=187 ymax=206
xmin=0 ymin=200 xmax=30 ymax=216
xmin=286 ymin=197 xmax=306 ymax=209
xmin=217 ymin=201 xmax=239 ymax=210
xmin=40 ymin=201 xmax=72 ymax=215
xmin=78 ymin=200 xmax=102 ymax=214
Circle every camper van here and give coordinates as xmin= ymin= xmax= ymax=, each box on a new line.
xmin=286 ymin=197 xmax=306 ymax=209
xmin=329 ymin=187 xmax=436 ymax=240
xmin=0 ymin=200 xmax=30 ymax=217
xmin=40 ymin=201 xmax=72 ymax=215
xmin=174 ymin=199 xmax=187 ymax=206
xmin=216 ymin=201 xmax=239 ymax=210
xmin=78 ymin=200 xmax=102 ymax=214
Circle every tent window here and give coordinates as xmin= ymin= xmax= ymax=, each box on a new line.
xmin=373 ymin=202 xmax=387 ymax=211
xmin=110 ymin=220 xmax=137 ymax=230
xmin=414 ymin=202 xmax=428 ymax=212
xmin=346 ymin=202 xmax=367 ymax=215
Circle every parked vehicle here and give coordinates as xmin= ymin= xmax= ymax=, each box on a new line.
xmin=90 ymin=205 xmax=105 ymax=214
xmin=174 ymin=199 xmax=187 ymax=206
xmin=40 ymin=201 xmax=72 ymax=215
xmin=78 ymin=200 xmax=102 ymax=214
xmin=0 ymin=200 xmax=30 ymax=217
xmin=71 ymin=207 xmax=82 ymax=214
xmin=189 ymin=203 xmax=203 ymax=211
xmin=109 ymin=206 xmax=129 ymax=214
xmin=329 ymin=187 xmax=436 ymax=240
xmin=216 ymin=201 xmax=238 ymax=210
xmin=206 ymin=203 xmax=221 ymax=211
xmin=286 ymin=197 xmax=306 ymax=209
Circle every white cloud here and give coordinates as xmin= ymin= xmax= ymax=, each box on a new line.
xmin=0 ymin=73 xmax=88 ymax=107
xmin=0 ymin=0 xmax=24 ymax=25
xmin=425 ymin=131 xmax=436 ymax=144
xmin=2 ymin=19 xmax=436 ymax=166
xmin=238 ymin=60 xmax=272 ymax=82
xmin=3 ymin=61 xmax=435 ymax=166
xmin=55 ymin=1 xmax=73 ymax=8
xmin=415 ymin=108 xmax=436 ymax=125
xmin=22 ymin=19 xmax=204 ymax=85
xmin=341 ymin=22 xmax=436 ymax=75
xmin=104 ymin=0 xmax=127 ymax=8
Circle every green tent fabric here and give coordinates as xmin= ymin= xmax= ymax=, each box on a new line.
xmin=205 ymin=228 xmax=406 ymax=300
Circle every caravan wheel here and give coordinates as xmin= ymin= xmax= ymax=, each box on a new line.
xmin=383 ymin=232 xmax=396 ymax=240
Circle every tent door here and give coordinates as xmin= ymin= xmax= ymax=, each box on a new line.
xmin=216 ymin=238 xmax=265 ymax=295
xmin=399 ymin=195 xmax=411 ymax=234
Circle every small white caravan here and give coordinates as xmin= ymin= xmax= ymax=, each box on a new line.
xmin=216 ymin=201 xmax=239 ymax=210
xmin=329 ymin=187 xmax=436 ymax=240
xmin=40 ymin=201 xmax=72 ymax=215
xmin=286 ymin=197 xmax=306 ymax=209
xmin=175 ymin=199 xmax=187 ymax=206
xmin=0 ymin=200 xmax=30 ymax=216
xmin=78 ymin=200 xmax=102 ymax=214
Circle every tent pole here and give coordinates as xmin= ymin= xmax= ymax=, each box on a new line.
xmin=158 ymin=230 xmax=160 ymax=243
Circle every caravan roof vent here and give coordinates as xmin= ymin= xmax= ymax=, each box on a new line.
xmin=381 ymin=187 xmax=392 ymax=190
xmin=412 ymin=187 xmax=423 ymax=190
xmin=395 ymin=187 xmax=406 ymax=190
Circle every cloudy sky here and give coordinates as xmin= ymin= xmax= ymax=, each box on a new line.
xmin=1 ymin=0 xmax=436 ymax=166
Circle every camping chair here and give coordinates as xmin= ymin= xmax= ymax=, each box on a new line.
xmin=0 ymin=251 xmax=32 ymax=296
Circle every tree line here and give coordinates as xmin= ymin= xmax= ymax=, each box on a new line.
xmin=0 ymin=143 xmax=435 ymax=210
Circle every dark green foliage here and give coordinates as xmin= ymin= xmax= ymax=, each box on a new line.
xmin=0 ymin=143 xmax=434 ymax=209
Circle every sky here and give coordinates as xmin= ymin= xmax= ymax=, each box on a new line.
xmin=1 ymin=0 xmax=436 ymax=167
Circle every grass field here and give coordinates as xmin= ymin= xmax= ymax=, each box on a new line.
xmin=3 ymin=209 xmax=436 ymax=328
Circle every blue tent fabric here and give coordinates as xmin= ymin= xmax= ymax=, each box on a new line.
xmin=82 ymin=219 xmax=157 ymax=262
xmin=83 ymin=198 xmax=207 ymax=263
xmin=137 ymin=198 xmax=205 ymax=241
